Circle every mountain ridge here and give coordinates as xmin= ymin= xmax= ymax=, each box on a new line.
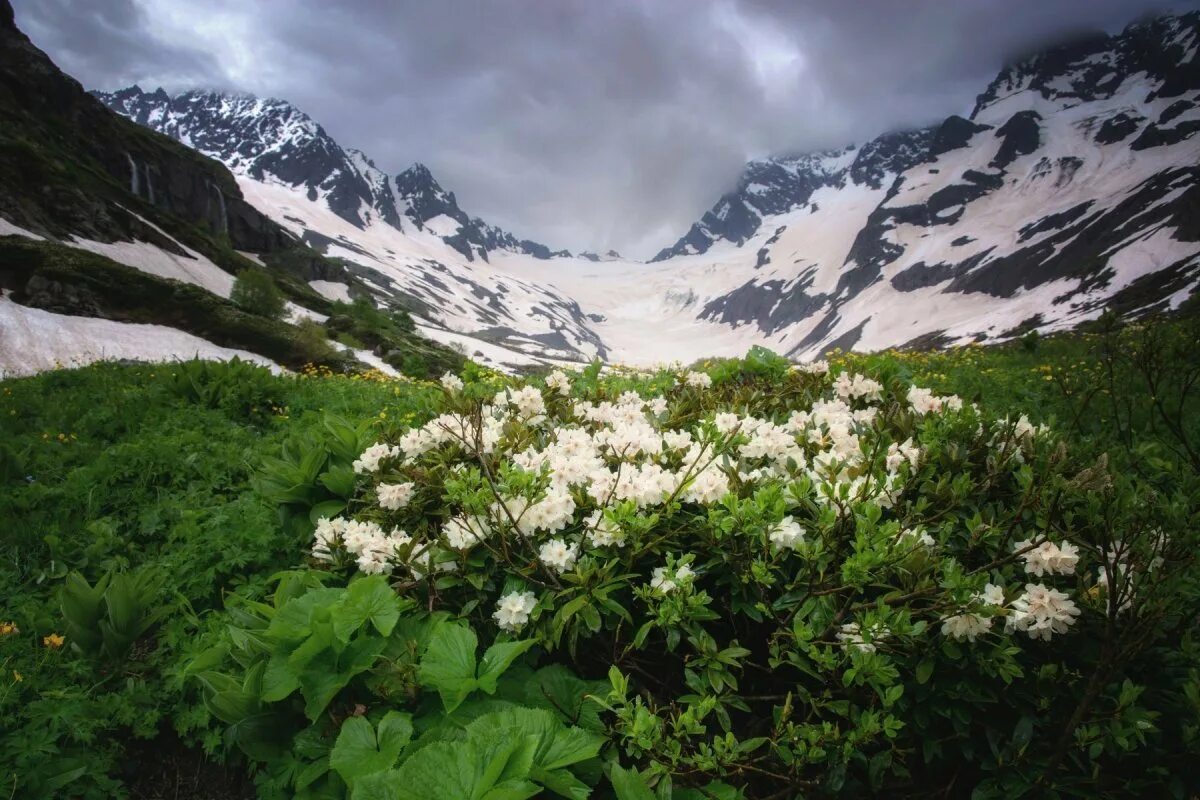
xmin=94 ymin=85 xmax=570 ymax=263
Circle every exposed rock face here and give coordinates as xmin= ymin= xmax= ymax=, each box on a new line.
xmin=655 ymin=11 xmax=1200 ymax=358
xmin=96 ymin=87 xmax=568 ymax=262
xmin=0 ymin=8 xmax=293 ymax=256
xmin=652 ymin=127 xmax=936 ymax=262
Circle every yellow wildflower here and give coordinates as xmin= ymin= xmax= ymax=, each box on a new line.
xmin=43 ymin=633 xmax=64 ymax=649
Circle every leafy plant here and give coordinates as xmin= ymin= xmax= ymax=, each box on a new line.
xmin=231 ymin=268 xmax=287 ymax=320
xmin=59 ymin=566 xmax=167 ymax=660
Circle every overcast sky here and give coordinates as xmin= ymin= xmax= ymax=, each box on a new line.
xmin=13 ymin=0 xmax=1197 ymax=257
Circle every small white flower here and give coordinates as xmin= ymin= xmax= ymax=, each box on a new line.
xmin=898 ymin=527 xmax=935 ymax=548
xmin=538 ymin=537 xmax=579 ymax=573
xmin=441 ymin=372 xmax=465 ymax=392
xmin=545 ymin=370 xmax=571 ymax=396
xmin=1013 ymin=539 xmax=1079 ymax=577
xmin=769 ymin=517 xmax=806 ymax=549
xmin=683 ymin=371 xmax=713 ymax=388
xmin=837 ymin=621 xmax=885 ymax=653
xmin=941 ymin=612 xmax=991 ymax=642
xmin=585 ymin=511 xmax=626 ymax=548
xmin=1007 ymin=583 xmax=1081 ymax=641
xmin=650 ymin=562 xmax=695 ymax=594
xmin=377 ymin=482 xmax=415 ymax=511
xmin=979 ymin=583 xmax=1006 ymax=606
xmin=353 ymin=442 xmax=399 ymax=474
xmin=714 ymin=413 xmax=741 ymax=435
xmin=493 ymin=590 xmax=537 ymax=632
xmin=443 ymin=516 xmax=489 ymax=549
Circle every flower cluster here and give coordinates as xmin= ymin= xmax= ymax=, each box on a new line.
xmin=311 ymin=361 xmax=1087 ymax=660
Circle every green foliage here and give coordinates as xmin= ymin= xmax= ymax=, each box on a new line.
xmin=1 ymin=313 xmax=1197 ymax=798
xmin=167 ymin=356 xmax=283 ymax=420
xmin=0 ymin=361 xmax=428 ymax=798
xmin=186 ymin=575 xmax=605 ymax=799
xmin=324 ymin=298 xmax=466 ymax=379
xmin=59 ymin=567 xmax=166 ymax=660
xmin=231 ymin=268 xmax=287 ymax=319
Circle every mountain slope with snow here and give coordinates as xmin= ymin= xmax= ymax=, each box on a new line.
xmin=94 ymin=86 xmax=568 ymax=264
xmin=35 ymin=9 xmax=1200 ymax=371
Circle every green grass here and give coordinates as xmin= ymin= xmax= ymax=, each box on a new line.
xmin=0 ymin=312 xmax=1195 ymax=797
xmin=0 ymin=361 xmax=443 ymax=798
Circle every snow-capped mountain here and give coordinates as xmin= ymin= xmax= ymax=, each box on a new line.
xmin=25 ymin=9 xmax=1200 ymax=372
xmin=94 ymin=86 xmax=566 ymax=263
xmin=622 ymin=11 xmax=1200 ymax=359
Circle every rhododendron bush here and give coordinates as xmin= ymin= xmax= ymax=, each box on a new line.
xmin=211 ymin=349 xmax=1196 ymax=798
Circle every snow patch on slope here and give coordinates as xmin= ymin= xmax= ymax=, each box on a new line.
xmin=0 ymin=294 xmax=276 ymax=377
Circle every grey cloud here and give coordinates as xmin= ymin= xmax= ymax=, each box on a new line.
xmin=12 ymin=0 xmax=1196 ymax=257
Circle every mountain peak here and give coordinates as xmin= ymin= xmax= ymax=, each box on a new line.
xmin=96 ymin=86 xmax=567 ymax=262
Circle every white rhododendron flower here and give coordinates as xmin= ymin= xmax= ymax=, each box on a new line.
xmin=832 ymin=372 xmax=882 ymax=402
xmin=538 ymin=537 xmax=579 ymax=573
xmin=377 ymin=481 xmax=415 ymax=511
xmin=1007 ymin=583 xmax=1081 ymax=640
xmin=493 ymin=591 xmax=537 ymax=631
xmin=769 ymin=517 xmax=806 ymax=549
xmin=1013 ymin=539 xmax=1080 ymax=577
xmin=545 ymin=370 xmax=571 ymax=396
xmin=714 ymin=413 xmax=741 ymax=435
xmin=353 ymin=442 xmax=399 ymax=474
xmin=907 ymin=386 xmax=964 ymax=416
xmin=680 ymin=464 xmax=729 ymax=505
xmin=979 ymin=583 xmax=1006 ymax=607
xmin=326 ymin=355 xmax=1088 ymax=661
xmin=443 ymin=516 xmax=489 ymax=550
xmin=899 ymin=527 xmax=936 ymax=548
xmin=837 ymin=622 xmax=886 ymax=653
xmin=651 ymin=562 xmax=695 ymax=594
xmin=941 ymin=613 xmax=991 ymax=642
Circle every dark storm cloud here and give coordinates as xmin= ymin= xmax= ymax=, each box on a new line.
xmin=11 ymin=0 xmax=1195 ymax=256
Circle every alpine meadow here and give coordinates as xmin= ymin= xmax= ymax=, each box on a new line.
xmin=1 ymin=2 xmax=1199 ymax=799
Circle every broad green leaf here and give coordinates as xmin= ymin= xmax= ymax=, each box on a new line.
xmin=476 ymin=730 xmax=539 ymax=791
xmin=352 ymin=770 xmax=401 ymax=800
xmin=299 ymin=636 xmax=386 ymax=721
xmin=331 ymin=712 xmax=413 ymax=785
xmin=540 ymin=725 xmax=604 ymax=772
xmin=310 ymin=499 xmax=348 ymax=525
xmin=419 ymin=622 xmax=478 ymax=712
xmin=334 ymin=576 xmax=403 ymax=642
xmin=524 ymin=665 xmax=607 ymax=732
xmin=319 ymin=464 xmax=357 ymax=497
xmin=531 ymin=767 xmax=591 ymax=800
xmin=609 ymin=764 xmax=655 ymax=800
xmin=388 ymin=740 xmax=539 ymax=800
xmin=261 ymin=652 xmax=301 ymax=702
xmin=477 ymin=639 xmax=537 ymax=694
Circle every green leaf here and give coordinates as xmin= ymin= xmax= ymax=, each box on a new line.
xmin=331 ymin=712 xmax=414 ymax=786
xmin=419 ymin=622 xmax=479 ymax=712
xmin=387 ymin=740 xmax=540 ymax=800
xmin=310 ymin=499 xmax=348 ymax=524
xmin=540 ymin=725 xmax=603 ymax=772
xmin=261 ymin=652 xmax=301 ymax=702
xmin=609 ymin=764 xmax=656 ymax=800
xmin=532 ymin=767 xmax=591 ymax=800
xmin=320 ymin=464 xmax=357 ymax=498
xmin=334 ymin=576 xmax=403 ymax=642
xmin=477 ymin=639 xmax=537 ymax=694
xmin=915 ymin=658 xmax=934 ymax=685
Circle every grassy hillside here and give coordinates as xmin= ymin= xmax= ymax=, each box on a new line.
xmin=0 ymin=314 xmax=1196 ymax=798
